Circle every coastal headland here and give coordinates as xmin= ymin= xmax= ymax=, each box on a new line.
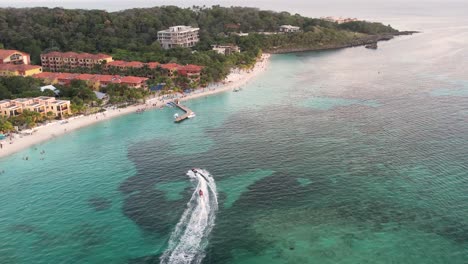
xmin=267 ymin=31 xmax=419 ymax=53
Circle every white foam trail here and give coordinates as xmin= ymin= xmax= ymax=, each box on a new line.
xmin=160 ymin=169 xmax=218 ymax=264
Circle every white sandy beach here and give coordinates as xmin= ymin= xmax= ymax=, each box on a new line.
xmin=0 ymin=54 xmax=270 ymax=158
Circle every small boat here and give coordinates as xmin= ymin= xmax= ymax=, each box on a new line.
xmin=188 ymin=112 xmax=196 ymax=118
xmin=233 ymin=88 xmax=240 ymax=92
xmin=174 ymin=113 xmax=179 ymax=119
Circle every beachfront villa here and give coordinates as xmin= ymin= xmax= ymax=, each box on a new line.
xmin=0 ymin=96 xmax=71 ymax=118
xmin=40 ymin=52 xmax=114 ymax=71
xmin=0 ymin=49 xmax=31 ymax=64
xmin=157 ymin=26 xmax=200 ymax=49
xmin=212 ymin=45 xmax=241 ymax=55
xmin=279 ymin=25 xmax=301 ymax=33
xmin=0 ymin=64 xmax=43 ymax=77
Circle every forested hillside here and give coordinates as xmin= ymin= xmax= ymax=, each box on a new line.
xmin=0 ymin=6 xmax=397 ymax=58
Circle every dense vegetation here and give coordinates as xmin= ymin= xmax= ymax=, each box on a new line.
xmin=0 ymin=76 xmax=49 ymax=99
xmin=0 ymin=6 xmax=397 ymax=81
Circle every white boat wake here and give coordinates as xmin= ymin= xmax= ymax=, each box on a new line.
xmin=160 ymin=169 xmax=218 ymax=264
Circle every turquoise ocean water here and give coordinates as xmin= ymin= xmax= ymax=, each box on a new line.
xmin=1 ymin=6 xmax=468 ymax=264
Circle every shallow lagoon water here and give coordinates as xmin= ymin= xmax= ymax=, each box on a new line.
xmin=1 ymin=13 xmax=468 ymax=264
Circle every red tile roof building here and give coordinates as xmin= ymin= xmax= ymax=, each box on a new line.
xmin=177 ymin=64 xmax=204 ymax=79
xmin=147 ymin=62 xmax=161 ymax=69
xmin=106 ymin=60 xmax=145 ymax=69
xmin=33 ymin=72 xmax=148 ymax=89
xmin=40 ymin=52 xmax=113 ymax=71
xmin=160 ymin=63 xmax=181 ymax=77
xmin=0 ymin=49 xmax=31 ymax=64
xmin=0 ymin=64 xmax=42 ymax=76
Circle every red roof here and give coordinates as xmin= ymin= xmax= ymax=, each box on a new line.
xmin=107 ymin=60 xmax=144 ymax=68
xmin=95 ymin=75 xmax=121 ymax=83
xmin=120 ymin=76 xmax=148 ymax=84
xmin=177 ymin=64 xmax=203 ymax=72
xmin=147 ymin=62 xmax=160 ymax=69
xmin=74 ymin=73 xmax=96 ymax=81
xmin=33 ymin=72 xmax=58 ymax=79
xmin=33 ymin=71 xmax=148 ymax=87
xmin=56 ymin=73 xmax=76 ymax=80
xmin=160 ymin=63 xmax=181 ymax=71
xmin=0 ymin=49 xmax=29 ymax=60
xmin=0 ymin=64 xmax=41 ymax=71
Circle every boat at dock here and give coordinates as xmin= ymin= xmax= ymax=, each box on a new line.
xmin=172 ymin=101 xmax=195 ymax=123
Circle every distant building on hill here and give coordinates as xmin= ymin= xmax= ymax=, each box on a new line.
xmin=212 ymin=45 xmax=241 ymax=55
xmin=40 ymin=52 xmax=113 ymax=71
xmin=0 ymin=49 xmax=30 ymax=64
xmin=0 ymin=64 xmax=42 ymax=77
xmin=279 ymin=25 xmax=301 ymax=33
xmin=232 ymin=32 xmax=249 ymax=37
xmin=157 ymin=26 xmax=200 ymax=49
xmin=322 ymin=16 xmax=359 ymax=24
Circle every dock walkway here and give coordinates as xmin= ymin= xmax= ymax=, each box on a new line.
xmin=173 ymin=100 xmax=194 ymax=123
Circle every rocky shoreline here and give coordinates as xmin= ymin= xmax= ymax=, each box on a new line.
xmin=267 ymin=31 xmax=419 ymax=54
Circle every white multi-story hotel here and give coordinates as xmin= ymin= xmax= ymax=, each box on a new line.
xmin=157 ymin=26 xmax=200 ymax=49
xmin=279 ymin=25 xmax=301 ymax=33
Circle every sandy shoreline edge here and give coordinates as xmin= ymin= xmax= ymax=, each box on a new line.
xmin=0 ymin=54 xmax=270 ymax=158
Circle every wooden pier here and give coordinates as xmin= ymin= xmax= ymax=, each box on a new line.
xmin=173 ymin=100 xmax=194 ymax=123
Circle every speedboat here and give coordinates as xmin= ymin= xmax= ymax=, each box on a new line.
xmin=174 ymin=113 xmax=179 ymax=119
xmin=191 ymin=168 xmax=209 ymax=182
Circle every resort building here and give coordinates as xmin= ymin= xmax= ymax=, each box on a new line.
xmin=177 ymin=65 xmax=204 ymax=82
xmin=0 ymin=49 xmax=31 ymax=64
xmin=0 ymin=64 xmax=42 ymax=77
xmin=33 ymin=72 xmax=149 ymax=89
xmin=40 ymin=52 xmax=113 ymax=71
xmin=157 ymin=26 xmax=200 ymax=49
xmin=106 ymin=60 xmax=145 ymax=70
xmin=160 ymin=63 xmax=181 ymax=78
xmin=147 ymin=62 xmax=161 ymax=69
xmin=0 ymin=97 xmax=71 ymax=118
xmin=279 ymin=25 xmax=301 ymax=33
xmin=212 ymin=45 xmax=241 ymax=55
